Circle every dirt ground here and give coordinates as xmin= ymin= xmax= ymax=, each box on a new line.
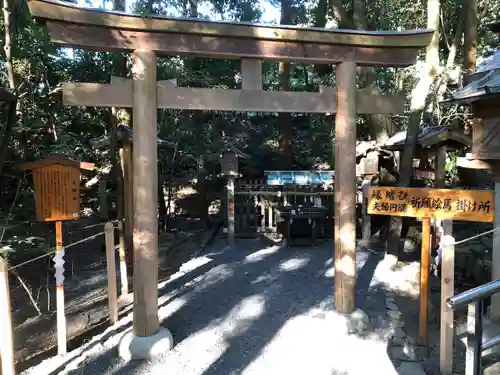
xmin=3 ymin=216 xmax=219 ymax=372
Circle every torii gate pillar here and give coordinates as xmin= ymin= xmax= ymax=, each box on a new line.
xmin=334 ymin=61 xmax=357 ymax=314
xmin=117 ymin=50 xmax=174 ymax=360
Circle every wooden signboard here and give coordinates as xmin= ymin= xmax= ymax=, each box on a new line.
xmin=33 ymin=165 xmax=80 ymax=222
xmin=367 ymin=185 xmax=494 ymax=347
xmin=367 ymin=186 xmax=494 ymax=223
xmin=22 ymin=156 xmax=94 ymax=355
xmin=23 ymin=156 xmax=94 ymax=222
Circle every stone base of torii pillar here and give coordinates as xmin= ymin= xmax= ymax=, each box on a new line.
xmin=118 ymin=326 xmax=174 ymax=360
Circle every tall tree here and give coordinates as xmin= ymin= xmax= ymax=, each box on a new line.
xmin=464 ymin=0 xmax=478 ymax=74
xmin=386 ymin=0 xmax=441 ymax=260
xmin=278 ymin=0 xmax=294 ymax=170
xmin=0 ymin=0 xmax=17 ymax=176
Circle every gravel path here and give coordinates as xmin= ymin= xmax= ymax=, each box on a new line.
xmin=24 ymin=238 xmax=400 ymax=375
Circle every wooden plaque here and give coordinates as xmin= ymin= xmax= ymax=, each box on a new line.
xmin=33 ymin=165 xmax=81 ymax=222
xmin=368 ymin=186 xmax=494 ymax=222
xmin=23 ymin=156 xmax=94 ymax=222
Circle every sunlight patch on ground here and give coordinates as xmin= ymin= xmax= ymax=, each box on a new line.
xmin=158 ymin=295 xmax=188 ymax=319
xmin=251 ymin=273 xmax=276 ymax=285
xmin=244 ymin=245 xmax=281 ymax=263
xmin=239 ymin=314 xmax=363 ymax=375
xmin=278 ymin=256 xmax=310 ymax=272
xmin=220 ymin=294 xmax=266 ymax=338
xmin=324 ymin=266 xmax=335 ymax=278
xmin=178 ymin=255 xmax=213 ymax=274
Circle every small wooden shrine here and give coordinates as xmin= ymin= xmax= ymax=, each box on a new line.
xmin=383 ymin=125 xmax=471 ymax=183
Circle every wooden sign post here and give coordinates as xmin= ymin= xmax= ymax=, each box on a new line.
xmin=23 ymin=156 xmax=94 ymax=355
xmin=0 ymin=258 xmax=15 ymax=375
xmin=368 ymin=186 xmax=494 ymax=344
xmin=220 ymin=149 xmax=239 ymax=246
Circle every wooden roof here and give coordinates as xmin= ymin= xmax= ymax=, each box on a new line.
xmin=443 ymin=68 xmax=500 ymax=105
xmin=28 ymin=0 xmax=433 ymax=67
xmin=383 ymin=126 xmax=471 ymax=151
xmin=22 ymin=155 xmax=95 ymax=171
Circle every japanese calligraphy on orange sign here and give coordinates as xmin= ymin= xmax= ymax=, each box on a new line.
xmin=33 ymin=165 xmax=81 ymax=222
xmin=367 ymin=187 xmax=494 ymax=222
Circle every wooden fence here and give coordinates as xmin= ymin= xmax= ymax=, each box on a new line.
xmin=223 ymin=178 xmax=336 ymax=237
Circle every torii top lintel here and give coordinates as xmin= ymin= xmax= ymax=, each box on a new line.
xmin=28 ymin=0 xmax=433 ymax=67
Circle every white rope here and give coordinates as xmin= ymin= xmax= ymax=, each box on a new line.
xmin=8 ymin=227 xmax=109 ymax=271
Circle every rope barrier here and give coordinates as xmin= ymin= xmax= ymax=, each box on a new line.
xmin=8 ymin=228 xmax=109 ymax=271
xmin=452 ymin=225 xmax=500 ymax=247
xmin=235 ymin=191 xmax=334 ymax=196
xmin=3 ymin=214 xmax=499 ymax=270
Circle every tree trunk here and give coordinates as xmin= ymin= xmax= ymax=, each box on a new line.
xmin=0 ymin=0 xmax=16 ymax=176
xmin=278 ymin=0 xmax=293 ymax=170
xmin=330 ymin=0 xmax=395 ymax=145
xmin=158 ymin=168 xmax=167 ymax=232
xmin=463 ymin=0 xmax=478 ymax=75
xmin=436 ymin=7 xmax=465 ymax=99
xmin=184 ymin=0 xmax=210 ymax=229
xmin=386 ymin=0 xmax=441 ymax=260
xmin=111 ymin=0 xmax=128 ymax=223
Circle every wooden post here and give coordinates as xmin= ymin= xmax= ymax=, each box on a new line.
xmin=334 ymin=61 xmax=357 ymax=314
xmin=440 ymin=220 xmax=455 ymax=375
xmin=435 ymin=144 xmax=455 ymax=374
xmin=122 ymin=138 xmax=134 ymax=272
xmin=362 ymin=179 xmax=371 ymax=243
xmin=490 ymin=181 xmax=500 ymax=323
xmin=105 ymin=222 xmax=119 ymax=324
xmin=132 ymin=49 xmax=160 ymax=337
xmin=227 ymin=177 xmax=235 ymax=246
xmin=55 ymin=220 xmax=67 ymax=354
xmin=466 ymin=300 xmax=483 ymax=375
xmin=237 ymin=59 xmax=261 ymax=242
xmin=419 ymin=217 xmax=431 ymax=344
xmin=0 ymin=258 xmax=15 ymax=375
xmin=117 ymin=220 xmax=129 ymax=295
xmin=99 ymin=178 xmax=108 ymax=220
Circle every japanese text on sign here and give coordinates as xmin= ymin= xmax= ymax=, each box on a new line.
xmin=33 ymin=165 xmax=81 ymax=222
xmin=367 ymin=187 xmax=494 ymax=222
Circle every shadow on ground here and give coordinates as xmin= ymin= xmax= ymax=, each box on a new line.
xmin=36 ymin=238 xmax=411 ymax=375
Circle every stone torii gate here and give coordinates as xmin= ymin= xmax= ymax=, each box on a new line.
xmin=28 ymin=0 xmax=432 ymax=360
